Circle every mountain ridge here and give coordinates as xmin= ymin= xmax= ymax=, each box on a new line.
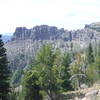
xmin=5 ymin=22 xmax=100 ymax=69
xmin=11 ymin=23 xmax=100 ymax=42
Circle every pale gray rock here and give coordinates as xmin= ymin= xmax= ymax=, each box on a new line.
xmin=80 ymin=84 xmax=88 ymax=89
xmin=85 ymin=90 xmax=99 ymax=98
xmin=5 ymin=23 xmax=100 ymax=69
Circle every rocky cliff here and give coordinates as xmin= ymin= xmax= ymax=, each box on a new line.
xmin=5 ymin=22 xmax=100 ymax=69
xmin=11 ymin=23 xmax=100 ymax=42
xmin=11 ymin=25 xmax=66 ymax=41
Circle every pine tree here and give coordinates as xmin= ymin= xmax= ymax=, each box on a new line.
xmin=0 ymin=35 xmax=10 ymax=100
xmin=23 ymin=70 xmax=42 ymax=100
xmin=62 ymin=53 xmax=73 ymax=91
xmin=97 ymin=42 xmax=100 ymax=56
xmin=86 ymin=43 xmax=94 ymax=64
xmin=28 ymin=44 xmax=64 ymax=100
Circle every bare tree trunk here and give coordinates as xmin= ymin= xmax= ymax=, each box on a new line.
xmin=47 ymin=90 xmax=56 ymax=100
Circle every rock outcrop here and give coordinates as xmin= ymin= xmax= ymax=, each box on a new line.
xmin=5 ymin=22 xmax=100 ymax=69
xmin=11 ymin=25 xmax=66 ymax=41
xmin=55 ymin=84 xmax=100 ymax=100
xmin=11 ymin=24 xmax=100 ymax=42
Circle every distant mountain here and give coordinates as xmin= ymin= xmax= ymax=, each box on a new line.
xmin=4 ymin=22 xmax=100 ymax=69
xmin=2 ymin=35 xmax=11 ymax=42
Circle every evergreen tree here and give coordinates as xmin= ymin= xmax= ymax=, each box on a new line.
xmin=86 ymin=43 xmax=100 ymax=85
xmin=97 ymin=42 xmax=100 ymax=56
xmin=0 ymin=35 xmax=10 ymax=100
xmin=86 ymin=63 xmax=99 ymax=85
xmin=69 ymin=53 xmax=86 ymax=90
xmin=62 ymin=53 xmax=73 ymax=91
xmin=29 ymin=44 xmax=64 ymax=100
xmin=86 ymin=43 xmax=94 ymax=64
xmin=23 ymin=70 xmax=43 ymax=100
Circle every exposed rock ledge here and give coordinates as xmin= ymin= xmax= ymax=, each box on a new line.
xmin=57 ymin=83 xmax=100 ymax=100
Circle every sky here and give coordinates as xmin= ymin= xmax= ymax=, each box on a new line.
xmin=0 ymin=0 xmax=100 ymax=35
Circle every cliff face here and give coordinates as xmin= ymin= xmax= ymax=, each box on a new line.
xmin=85 ymin=22 xmax=100 ymax=32
xmin=11 ymin=25 xmax=66 ymax=41
xmin=5 ymin=22 xmax=100 ymax=69
xmin=11 ymin=24 xmax=100 ymax=42
xmin=12 ymin=27 xmax=31 ymax=40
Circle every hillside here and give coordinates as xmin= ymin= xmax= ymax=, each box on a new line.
xmin=5 ymin=22 xmax=100 ymax=69
xmin=3 ymin=22 xmax=100 ymax=100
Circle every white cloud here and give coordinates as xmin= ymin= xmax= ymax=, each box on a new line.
xmin=0 ymin=0 xmax=100 ymax=35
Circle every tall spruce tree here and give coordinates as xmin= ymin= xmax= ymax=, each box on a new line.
xmin=23 ymin=69 xmax=43 ymax=100
xmin=86 ymin=43 xmax=94 ymax=64
xmin=0 ymin=35 xmax=10 ymax=100
xmin=62 ymin=53 xmax=73 ymax=91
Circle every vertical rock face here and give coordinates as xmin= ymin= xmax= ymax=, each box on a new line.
xmin=12 ymin=27 xmax=31 ymax=40
xmin=11 ymin=24 xmax=100 ymax=42
xmin=5 ymin=23 xmax=100 ymax=69
xmin=85 ymin=22 xmax=100 ymax=32
xmin=11 ymin=25 xmax=66 ymax=41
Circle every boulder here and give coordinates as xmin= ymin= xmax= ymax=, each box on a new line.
xmin=85 ymin=90 xmax=99 ymax=98
xmin=80 ymin=84 xmax=88 ymax=89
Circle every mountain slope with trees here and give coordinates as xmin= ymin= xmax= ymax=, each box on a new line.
xmin=0 ymin=21 xmax=100 ymax=100
xmin=5 ymin=22 xmax=100 ymax=70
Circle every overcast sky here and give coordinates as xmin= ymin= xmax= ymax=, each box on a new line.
xmin=0 ymin=0 xmax=100 ymax=35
